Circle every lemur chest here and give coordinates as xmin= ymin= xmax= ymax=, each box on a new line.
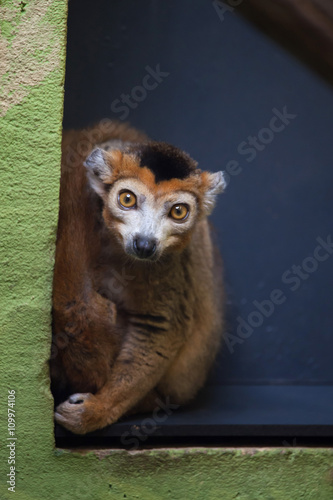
xmin=95 ymin=258 xmax=194 ymax=328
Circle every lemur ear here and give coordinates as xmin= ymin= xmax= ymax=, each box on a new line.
xmin=84 ymin=148 xmax=112 ymax=197
xmin=202 ymin=171 xmax=227 ymax=215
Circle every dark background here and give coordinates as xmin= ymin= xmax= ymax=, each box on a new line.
xmin=63 ymin=0 xmax=333 ymax=386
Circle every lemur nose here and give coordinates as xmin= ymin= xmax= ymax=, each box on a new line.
xmin=133 ymin=237 xmax=157 ymax=259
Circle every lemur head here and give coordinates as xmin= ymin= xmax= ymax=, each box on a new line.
xmin=84 ymin=141 xmax=226 ymax=261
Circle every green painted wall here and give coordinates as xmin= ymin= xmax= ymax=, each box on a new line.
xmin=0 ymin=1 xmax=333 ymax=499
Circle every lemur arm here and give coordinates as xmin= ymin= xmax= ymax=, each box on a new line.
xmin=54 ymin=326 xmax=183 ymax=434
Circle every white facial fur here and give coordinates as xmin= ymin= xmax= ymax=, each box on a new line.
xmin=107 ymin=178 xmax=198 ymax=260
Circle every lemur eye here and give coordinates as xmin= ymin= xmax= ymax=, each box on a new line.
xmin=118 ymin=190 xmax=137 ymax=209
xmin=170 ymin=204 xmax=189 ymax=221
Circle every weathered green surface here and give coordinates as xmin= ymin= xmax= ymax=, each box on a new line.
xmin=0 ymin=1 xmax=333 ymax=499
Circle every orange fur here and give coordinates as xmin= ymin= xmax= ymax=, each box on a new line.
xmin=51 ymin=120 xmax=225 ymax=434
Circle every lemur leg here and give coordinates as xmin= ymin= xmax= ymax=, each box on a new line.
xmin=51 ymin=291 xmax=119 ymax=403
xmin=54 ymin=331 xmax=182 ymax=434
xmin=125 ymin=388 xmax=162 ymax=415
xmin=157 ymin=325 xmax=221 ymax=404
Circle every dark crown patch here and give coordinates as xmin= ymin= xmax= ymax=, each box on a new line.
xmin=136 ymin=142 xmax=197 ymax=183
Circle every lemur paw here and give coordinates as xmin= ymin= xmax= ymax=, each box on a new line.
xmin=55 ymin=393 xmax=103 ymax=435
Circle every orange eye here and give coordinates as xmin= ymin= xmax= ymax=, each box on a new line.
xmin=118 ymin=191 xmax=137 ymax=209
xmin=170 ymin=204 xmax=189 ymax=221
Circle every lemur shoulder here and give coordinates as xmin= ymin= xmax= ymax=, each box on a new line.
xmin=51 ymin=119 xmax=226 ymax=434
